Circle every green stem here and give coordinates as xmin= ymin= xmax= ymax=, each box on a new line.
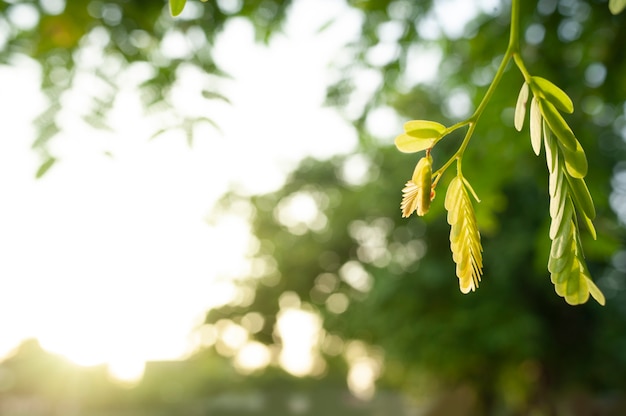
xmin=513 ymin=53 xmax=532 ymax=83
xmin=433 ymin=0 xmax=523 ymax=180
xmin=508 ymin=0 xmax=520 ymax=51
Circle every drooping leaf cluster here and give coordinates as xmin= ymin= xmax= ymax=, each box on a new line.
xmin=513 ymin=76 xmax=604 ymax=304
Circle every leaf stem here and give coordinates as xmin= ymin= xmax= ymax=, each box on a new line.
xmin=434 ymin=0 xmax=522 ymax=180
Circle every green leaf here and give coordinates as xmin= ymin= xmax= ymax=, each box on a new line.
xmin=394 ymin=133 xmax=437 ymax=153
xmin=404 ymin=120 xmax=446 ymax=133
xmin=550 ymin=213 xmax=573 ymax=257
xmin=609 ymin=0 xmax=626 ymax=14
xmin=529 ymin=97 xmax=542 ymax=155
xmin=551 ymin=198 xmax=573 ymax=241
xmin=586 ymin=276 xmax=606 ymax=305
xmin=514 ymin=82 xmax=528 ymax=131
xmin=539 ymin=100 xmax=577 ymax=151
xmin=396 ymin=120 xmax=446 ymax=153
xmin=543 ymin=121 xmax=557 ymax=174
xmin=564 ymin=270 xmax=590 ymax=305
xmin=445 ymin=176 xmax=483 ymax=294
xmin=549 ymin=171 xmax=563 ymax=218
xmin=169 ymin=0 xmax=187 ymax=16
xmin=565 ymin=175 xmax=596 ymax=220
xmin=580 ymin=214 xmax=597 ymax=240
xmin=548 ymin=249 xmax=572 ymax=274
xmin=558 ymin=138 xmax=588 ymax=178
xmin=531 ymin=76 xmax=574 ymax=114
xmin=36 ymin=156 xmax=56 ymax=178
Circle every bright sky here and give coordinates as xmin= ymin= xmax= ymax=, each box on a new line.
xmin=0 ymin=0 xmax=492 ymax=383
xmin=0 ymin=0 xmax=360 ymax=380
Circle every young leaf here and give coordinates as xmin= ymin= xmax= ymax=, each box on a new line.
xmin=531 ymin=76 xmax=574 ymax=114
xmin=395 ymin=120 xmax=446 ymax=153
xmin=529 ymin=97 xmax=542 ymax=155
xmin=558 ymin=138 xmax=588 ymax=179
xmin=169 ymin=0 xmax=187 ymax=16
xmin=548 ymin=198 xmax=605 ymax=305
xmin=565 ymin=175 xmax=596 ymax=220
xmin=539 ymin=100 xmax=577 ymax=151
xmin=415 ymin=157 xmax=433 ymax=214
xmin=586 ymin=276 xmax=606 ymax=305
xmin=609 ymin=0 xmax=626 ymax=14
xmin=514 ymin=82 xmax=529 ymax=131
xmin=403 ymin=120 xmax=446 ymax=135
xmin=401 ymin=156 xmax=433 ymax=217
xmin=395 ymin=133 xmax=437 ymax=153
xmin=445 ymin=176 xmax=483 ymax=294
xmin=543 ymin=121 xmax=557 ymax=174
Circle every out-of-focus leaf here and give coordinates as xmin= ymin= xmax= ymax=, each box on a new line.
xmin=201 ymin=90 xmax=232 ymax=104
xmin=169 ymin=0 xmax=187 ymax=16
xmin=35 ymin=157 xmax=56 ymax=178
xmin=609 ymin=0 xmax=626 ymax=14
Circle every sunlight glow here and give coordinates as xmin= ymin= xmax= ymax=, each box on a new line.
xmin=345 ymin=341 xmax=384 ymax=401
xmin=276 ymin=307 xmax=324 ymax=377
xmin=0 ymin=0 xmax=359 ymax=379
xmin=108 ymin=359 xmax=146 ymax=385
xmin=234 ymin=341 xmax=271 ymax=374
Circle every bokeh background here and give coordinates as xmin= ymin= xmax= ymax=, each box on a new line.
xmin=1 ymin=0 xmax=625 ymax=414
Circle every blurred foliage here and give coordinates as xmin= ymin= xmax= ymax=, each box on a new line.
xmin=2 ymin=0 xmax=626 ymax=414
xmin=0 ymin=0 xmax=292 ymax=169
xmin=0 ymin=340 xmax=412 ymax=415
xmin=207 ymin=0 xmax=626 ymax=413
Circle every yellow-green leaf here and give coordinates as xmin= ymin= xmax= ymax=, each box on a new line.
xmin=539 ymin=100 xmax=577 ymax=151
xmin=395 ymin=133 xmax=436 ymax=153
xmin=532 ymin=76 xmax=574 ymax=114
xmin=169 ymin=0 xmax=187 ymax=16
xmin=543 ymin=121 xmax=557 ymax=174
xmin=548 ymin=249 xmax=572 ymax=274
xmin=445 ymin=176 xmax=483 ymax=294
xmin=609 ymin=0 xmax=626 ymax=14
xmin=564 ymin=270 xmax=590 ymax=305
xmin=530 ymin=97 xmax=542 ymax=155
xmin=404 ymin=120 xmax=446 ymax=135
xmin=559 ymin=138 xmax=588 ymax=178
xmin=580 ymin=214 xmax=597 ymax=240
xmin=586 ymin=276 xmax=606 ymax=305
xmin=514 ymin=82 xmax=529 ymax=131
xmin=566 ymin=175 xmax=596 ymax=220
xmin=550 ymin=193 xmax=572 ymax=241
